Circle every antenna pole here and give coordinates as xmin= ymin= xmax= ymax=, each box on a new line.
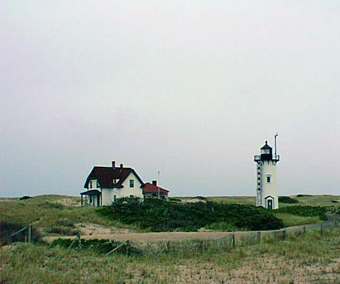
xmin=158 ymin=171 xmax=160 ymax=199
xmin=274 ymin=133 xmax=278 ymax=157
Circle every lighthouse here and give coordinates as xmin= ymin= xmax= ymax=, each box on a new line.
xmin=254 ymin=135 xmax=280 ymax=209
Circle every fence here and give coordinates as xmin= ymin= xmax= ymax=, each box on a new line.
xmin=0 ymin=224 xmax=34 ymax=245
xmin=49 ymin=218 xmax=339 ymax=256
xmin=132 ymin=219 xmax=339 ymax=256
xmin=4 ymin=218 xmax=339 ymax=256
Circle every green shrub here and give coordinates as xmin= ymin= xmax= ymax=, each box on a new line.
xmin=45 ymin=226 xmax=80 ymax=236
xmin=296 ymin=194 xmax=312 ymax=197
xmin=205 ymin=222 xmax=240 ymax=231
xmin=0 ymin=222 xmax=42 ymax=245
xmin=236 ymin=214 xmax=284 ymax=230
xmin=279 ymin=196 xmax=299 ymax=204
xmin=51 ymin=238 xmax=141 ymax=255
xmin=98 ymin=197 xmax=284 ymax=231
xmin=45 ymin=218 xmax=79 ymax=236
xmin=19 ymin=196 xmax=31 ymax=200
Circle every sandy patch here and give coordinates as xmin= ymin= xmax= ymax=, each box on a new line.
xmin=54 ymin=198 xmax=80 ymax=207
xmin=75 ymin=223 xmax=131 ymax=236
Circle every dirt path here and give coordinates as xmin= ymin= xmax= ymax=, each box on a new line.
xmin=44 ymin=215 xmax=339 ymax=244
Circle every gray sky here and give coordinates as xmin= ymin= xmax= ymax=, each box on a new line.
xmin=1 ymin=1 xmax=339 ymax=197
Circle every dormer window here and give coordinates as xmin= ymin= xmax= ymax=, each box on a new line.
xmin=89 ymin=181 xmax=92 ymax=188
xmin=113 ymin=179 xmax=118 ymax=184
xmin=261 ymin=149 xmax=270 ymax=154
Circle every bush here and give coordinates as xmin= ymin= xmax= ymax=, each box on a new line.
xmin=45 ymin=226 xmax=80 ymax=236
xmin=51 ymin=238 xmax=141 ymax=255
xmin=236 ymin=214 xmax=284 ymax=231
xmin=0 ymin=222 xmax=42 ymax=245
xmin=205 ymin=222 xmax=240 ymax=231
xmin=45 ymin=218 xmax=79 ymax=236
xmin=98 ymin=197 xmax=284 ymax=232
xmin=296 ymin=194 xmax=312 ymax=197
xmin=19 ymin=196 xmax=31 ymax=200
xmin=279 ymin=196 xmax=299 ymax=204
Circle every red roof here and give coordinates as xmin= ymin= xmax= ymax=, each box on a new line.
xmin=143 ymin=182 xmax=169 ymax=194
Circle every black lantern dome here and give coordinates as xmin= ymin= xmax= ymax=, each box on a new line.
xmin=260 ymin=141 xmax=273 ymax=160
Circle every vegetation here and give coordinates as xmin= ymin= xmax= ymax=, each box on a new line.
xmin=278 ymin=196 xmax=299 ymax=204
xmin=275 ymin=205 xmax=327 ymax=220
xmin=98 ymin=197 xmax=284 ymax=231
xmin=51 ymin=238 xmax=140 ymax=255
xmin=1 ymin=228 xmax=339 ymax=283
xmin=0 ymin=222 xmax=42 ymax=245
xmin=273 ymin=214 xmax=320 ymax=227
xmin=0 ymin=195 xmax=133 ymax=236
xmin=0 ymin=194 xmax=338 ymax=237
xmin=205 ymin=194 xmax=340 ymax=208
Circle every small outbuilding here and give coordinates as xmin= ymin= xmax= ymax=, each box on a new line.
xmin=143 ymin=180 xmax=169 ymax=200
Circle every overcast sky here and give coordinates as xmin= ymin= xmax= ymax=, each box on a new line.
xmin=1 ymin=1 xmax=339 ymax=198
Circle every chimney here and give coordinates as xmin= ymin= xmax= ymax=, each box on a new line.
xmin=112 ymin=161 xmax=116 ymax=168
xmin=152 ymin=180 xmax=157 ymax=186
xmin=120 ymin=163 xmax=123 ymax=169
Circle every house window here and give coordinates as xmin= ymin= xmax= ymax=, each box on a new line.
xmin=96 ymin=181 xmax=100 ymax=188
xmin=267 ymin=176 xmax=271 ymax=183
xmin=129 ymin=179 xmax=134 ymax=188
xmin=89 ymin=181 xmax=92 ymax=188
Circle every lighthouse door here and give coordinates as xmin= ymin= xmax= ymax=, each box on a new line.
xmin=267 ymin=199 xmax=273 ymax=210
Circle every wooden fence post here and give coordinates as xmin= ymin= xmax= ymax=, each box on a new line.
xmin=126 ymin=240 xmax=129 ymax=256
xmin=320 ymin=224 xmax=323 ymax=235
xmin=283 ymin=230 xmax=286 ymax=240
xmin=231 ymin=234 xmax=236 ymax=248
xmin=28 ymin=225 xmax=32 ymax=243
xmin=166 ymin=241 xmax=170 ymax=253
xmin=303 ymin=226 xmax=306 ymax=234
xmin=257 ymin=231 xmax=261 ymax=243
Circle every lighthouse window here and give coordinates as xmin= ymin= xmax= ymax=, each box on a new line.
xmin=267 ymin=176 xmax=271 ymax=183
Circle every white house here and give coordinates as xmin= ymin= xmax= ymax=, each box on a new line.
xmin=254 ymin=140 xmax=280 ymax=209
xmin=81 ymin=161 xmax=145 ymax=206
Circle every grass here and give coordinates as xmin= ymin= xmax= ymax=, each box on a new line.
xmin=0 ymin=195 xmax=136 ymax=236
xmin=274 ymin=213 xmax=320 ymax=227
xmin=203 ymin=194 xmax=340 ymax=208
xmin=1 ymin=227 xmax=339 ymax=283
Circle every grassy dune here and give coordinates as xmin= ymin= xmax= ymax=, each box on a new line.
xmin=0 ymin=195 xmax=136 ymax=236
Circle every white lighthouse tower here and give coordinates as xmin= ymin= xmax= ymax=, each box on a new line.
xmin=254 ymin=135 xmax=280 ymax=209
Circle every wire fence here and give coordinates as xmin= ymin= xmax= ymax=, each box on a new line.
xmin=132 ymin=219 xmax=339 ymax=256
xmin=4 ymin=218 xmax=339 ymax=256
